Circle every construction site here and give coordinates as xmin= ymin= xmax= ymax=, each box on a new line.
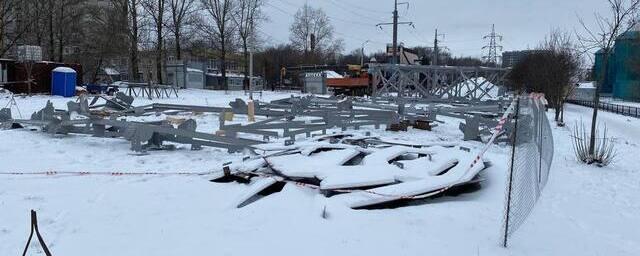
xmin=2 ymin=0 xmax=640 ymax=256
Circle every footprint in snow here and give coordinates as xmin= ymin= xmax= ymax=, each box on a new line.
xmin=24 ymin=195 xmax=45 ymax=202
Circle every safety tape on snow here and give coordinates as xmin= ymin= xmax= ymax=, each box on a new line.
xmin=0 ymin=171 xmax=215 ymax=176
xmin=0 ymin=97 xmax=520 ymax=202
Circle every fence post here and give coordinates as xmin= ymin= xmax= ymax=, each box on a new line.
xmin=538 ymin=99 xmax=543 ymax=190
xmin=503 ymin=97 xmax=520 ymax=248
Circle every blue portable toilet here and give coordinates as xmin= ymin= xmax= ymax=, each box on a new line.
xmin=51 ymin=67 xmax=77 ymax=97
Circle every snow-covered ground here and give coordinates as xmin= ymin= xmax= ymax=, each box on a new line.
xmin=506 ymin=104 xmax=640 ymax=255
xmin=601 ymin=97 xmax=640 ymax=108
xmin=0 ymin=90 xmax=638 ymax=255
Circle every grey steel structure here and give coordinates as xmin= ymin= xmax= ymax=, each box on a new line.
xmin=0 ymin=91 xmax=513 ymax=154
xmin=0 ymin=97 xmax=261 ymax=153
xmin=369 ymin=64 xmax=509 ymax=100
xmin=122 ymin=82 xmax=180 ymax=99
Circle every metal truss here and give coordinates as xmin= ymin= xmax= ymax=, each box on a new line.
xmin=369 ymin=64 xmax=510 ymax=100
xmin=123 ymin=82 xmax=180 ymax=99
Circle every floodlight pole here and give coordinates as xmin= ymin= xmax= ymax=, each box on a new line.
xmin=361 ymin=40 xmax=370 ymax=67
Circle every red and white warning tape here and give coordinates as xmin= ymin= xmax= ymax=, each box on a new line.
xmin=0 ymin=98 xmax=520 ymax=202
xmin=261 ymin=96 xmax=516 ymax=200
xmin=0 ymin=171 xmax=214 ymax=176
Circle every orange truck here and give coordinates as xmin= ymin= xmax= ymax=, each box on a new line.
xmin=326 ymin=71 xmax=370 ymax=96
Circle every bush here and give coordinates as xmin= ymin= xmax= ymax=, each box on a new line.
xmin=572 ymin=122 xmax=616 ymax=167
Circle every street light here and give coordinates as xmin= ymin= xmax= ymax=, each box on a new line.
xmin=361 ymin=40 xmax=370 ymax=67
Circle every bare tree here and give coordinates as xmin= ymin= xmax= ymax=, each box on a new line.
xmin=233 ymin=0 xmax=263 ymax=90
xmin=142 ymin=0 xmax=167 ymax=83
xmin=200 ymin=0 xmax=235 ymax=90
xmin=255 ymin=43 xmax=302 ymax=89
xmin=578 ymin=0 xmax=640 ymax=161
xmin=541 ymin=30 xmax=582 ymax=123
xmin=77 ymin=1 xmax=130 ymax=83
xmin=289 ymin=4 xmax=340 ymax=55
xmin=46 ymin=0 xmax=55 ymax=60
xmin=54 ymin=0 xmax=85 ymax=62
xmin=127 ymin=0 xmax=142 ymax=82
xmin=168 ymin=0 xmax=196 ymax=60
xmin=507 ymin=35 xmax=580 ymax=124
xmin=0 ymin=0 xmax=32 ymax=57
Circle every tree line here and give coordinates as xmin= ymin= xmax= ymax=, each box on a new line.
xmin=0 ymin=0 xmax=269 ymax=90
xmin=1 ymin=0 xmax=495 ymax=88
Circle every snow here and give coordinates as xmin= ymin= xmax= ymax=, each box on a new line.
xmin=338 ymin=147 xmax=486 ymax=209
xmin=52 ymin=67 xmax=76 ymax=73
xmin=206 ymin=71 xmax=245 ymax=78
xmin=235 ymin=177 xmax=280 ymax=208
xmin=577 ymin=81 xmax=596 ymax=88
xmin=103 ymin=67 xmax=120 ymax=75
xmin=505 ymin=103 xmax=640 ymax=255
xmin=186 ymin=68 xmax=204 ymax=73
xmin=452 ymin=77 xmax=501 ymax=100
xmin=0 ymin=90 xmax=639 ymax=255
xmin=324 ymin=70 xmax=344 ymax=79
xmin=600 ymin=97 xmax=640 ymax=108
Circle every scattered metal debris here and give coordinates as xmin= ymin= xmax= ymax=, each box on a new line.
xmin=211 ymin=137 xmax=488 ymax=209
xmin=0 ymin=91 xmax=513 ymax=155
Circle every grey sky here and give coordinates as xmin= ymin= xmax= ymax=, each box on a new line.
xmin=261 ymin=0 xmax=609 ymax=58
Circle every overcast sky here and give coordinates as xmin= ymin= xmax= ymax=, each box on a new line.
xmin=261 ymin=0 xmax=609 ymax=58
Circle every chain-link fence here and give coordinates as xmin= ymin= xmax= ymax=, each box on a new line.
xmin=502 ymin=94 xmax=554 ymax=247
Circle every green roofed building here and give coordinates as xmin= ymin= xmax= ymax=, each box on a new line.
xmin=594 ymin=49 xmax=615 ymax=94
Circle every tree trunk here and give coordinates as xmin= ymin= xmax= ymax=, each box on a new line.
xmin=57 ymin=3 xmax=64 ymax=63
xmin=0 ymin=15 xmax=5 ymax=57
xmin=48 ymin=0 xmax=55 ymax=61
xmin=155 ymin=1 xmax=163 ymax=84
xmin=156 ymin=40 xmax=163 ymax=83
xmin=560 ymin=103 xmax=565 ymax=123
xmin=175 ymin=29 xmax=181 ymax=60
xmin=92 ymin=58 xmax=104 ymax=83
xmin=221 ymin=39 xmax=227 ymax=90
xmin=129 ymin=0 xmax=140 ymax=82
xmin=243 ymin=43 xmax=249 ymax=90
xmin=589 ymin=53 xmax=608 ymax=157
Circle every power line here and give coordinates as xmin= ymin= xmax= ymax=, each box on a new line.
xmin=334 ymin=31 xmax=387 ymax=46
xmin=405 ymin=26 xmax=429 ymax=45
xmin=376 ymin=0 xmax=413 ymax=64
xmin=327 ymin=0 xmax=387 ymax=24
xmin=269 ymin=0 xmax=376 ymax=27
xmin=263 ymin=1 xmax=387 ymax=50
xmin=330 ymin=0 xmax=389 ymax=15
xmin=256 ymin=30 xmax=288 ymax=45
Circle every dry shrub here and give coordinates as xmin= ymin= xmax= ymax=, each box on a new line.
xmin=572 ymin=122 xmax=616 ymax=167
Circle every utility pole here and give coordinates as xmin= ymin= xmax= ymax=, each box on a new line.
xmin=392 ymin=0 xmax=398 ymax=64
xmin=433 ymin=29 xmax=445 ymax=66
xmin=482 ymin=24 xmax=503 ymax=66
xmin=376 ymin=0 xmax=412 ymax=64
